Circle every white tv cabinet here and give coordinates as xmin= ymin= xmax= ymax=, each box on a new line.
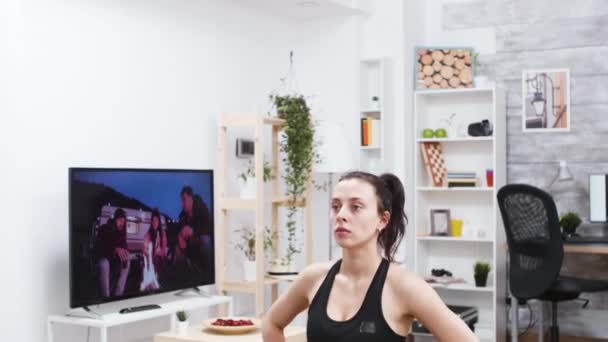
xmin=47 ymin=295 xmax=233 ymax=342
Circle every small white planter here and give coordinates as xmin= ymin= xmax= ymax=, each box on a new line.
xmin=269 ymin=259 xmax=295 ymax=273
xmin=176 ymin=320 xmax=189 ymax=335
xmin=243 ymin=259 xmax=256 ymax=281
xmin=371 ymin=100 xmax=380 ymax=111
xmin=240 ymin=177 xmax=256 ymax=199
xmin=474 ymin=75 xmax=494 ymax=88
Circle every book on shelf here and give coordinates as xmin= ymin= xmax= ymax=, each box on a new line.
xmin=448 ymin=182 xmax=477 ymax=188
xmin=447 ymin=173 xmax=476 ymax=179
xmin=447 ymin=170 xmax=477 ymax=187
xmin=360 ymin=118 xmax=381 ymax=147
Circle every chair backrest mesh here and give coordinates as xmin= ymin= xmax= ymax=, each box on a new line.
xmin=497 ymin=184 xmax=563 ymax=299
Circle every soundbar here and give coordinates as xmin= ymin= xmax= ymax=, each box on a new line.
xmin=119 ymin=304 xmax=161 ymax=314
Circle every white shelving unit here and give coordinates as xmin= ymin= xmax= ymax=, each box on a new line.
xmin=413 ymin=87 xmax=506 ymax=342
xmin=216 ymin=114 xmax=313 ymax=317
xmin=358 ymin=57 xmax=393 ymax=174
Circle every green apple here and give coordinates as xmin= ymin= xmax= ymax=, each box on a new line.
xmin=422 ymin=129 xmax=434 ymax=138
xmin=434 ymin=128 xmax=447 ymax=138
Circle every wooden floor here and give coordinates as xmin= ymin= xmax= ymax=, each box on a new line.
xmin=516 ymin=333 xmax=606 ymax=342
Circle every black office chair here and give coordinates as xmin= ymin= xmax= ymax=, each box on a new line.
xmin=497 ymin=184 xmax=608 ymax=342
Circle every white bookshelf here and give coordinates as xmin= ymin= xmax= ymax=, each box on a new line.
xmin=359 ymin=57 xmax=393 ymax=174
xmin=413 ymin=87 xmax=506 ymax=342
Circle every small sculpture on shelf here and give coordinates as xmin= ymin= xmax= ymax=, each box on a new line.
xmin=440 ymin=113 xmax=457 ymax=138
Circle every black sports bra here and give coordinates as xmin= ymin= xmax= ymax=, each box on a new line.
xmin=306 ymin=258 xmax=407 ymax=341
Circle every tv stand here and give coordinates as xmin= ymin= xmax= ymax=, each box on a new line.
xmin=47 ymin=295 xmax=233 ymax=342
xmin=175 ymin=287 xmax=211 ymax=298
xmin=65 ymin=306 xmax=103 ymax=319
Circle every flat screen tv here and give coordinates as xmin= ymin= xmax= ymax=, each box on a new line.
xmin=69 ymin=168 xmax=214 ymax=308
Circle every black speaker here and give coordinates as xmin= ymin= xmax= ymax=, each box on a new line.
xmin=468 ymin=120 xmax=493 ymax=137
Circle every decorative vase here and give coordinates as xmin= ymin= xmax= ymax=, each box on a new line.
xmin=240 ymin=177 xmax=256 ymax=199
xmin=474 ymin=274 xmax=488 ymax=287
xmin=474 ymin=75 xmax=494 ymax=88
xmin=371 ymin=100 xmax=380 ymax=111
xmin=562 ymin=224 xmax=579 ymax=237
xmin=176 ymin=320 xmax=189 ymax=335
xmin=474 ymin=75 xmax=489 ymax=88
xmin=450 ymin=219 xmax=463 ymax=237
xmin=269 ymin=259 xmax=295 ymax=274
xmin=243 ymin=259 xmax=256 ymax=281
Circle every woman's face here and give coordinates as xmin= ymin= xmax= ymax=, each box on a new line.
xmin=151 ymin=216 xmax=160 ymax=230
xmin=181 ymin=193 xmax=193 ymax=214
xmin=330 ymin=178 xmax=388 ymax=250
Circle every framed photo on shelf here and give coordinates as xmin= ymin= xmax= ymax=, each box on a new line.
xmin=430 ymin=209 xmax=451 ymax=236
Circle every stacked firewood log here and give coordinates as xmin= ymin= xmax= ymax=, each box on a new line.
xmin=416 ymin=48 xmax=473 ymax=89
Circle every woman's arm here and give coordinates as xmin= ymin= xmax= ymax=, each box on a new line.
xmin=399 ymin=272 xmax=479 ymax=342
xmin=262 ymin=263 xmax=327 ymax=342
xmin=142 ymin=234 xmax=150 ymax=251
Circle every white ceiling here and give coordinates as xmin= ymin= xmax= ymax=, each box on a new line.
xmin=231 ymin=0 xmax=365 ymax=20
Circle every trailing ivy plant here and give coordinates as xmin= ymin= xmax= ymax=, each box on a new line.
xmin=270 ymin=94 xmax=318 ymax=266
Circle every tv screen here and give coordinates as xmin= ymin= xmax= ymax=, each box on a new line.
xmin=69 ymin=168 xmax=214 ymax=308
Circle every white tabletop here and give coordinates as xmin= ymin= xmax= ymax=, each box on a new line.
xmin=48 ymin=295 xmax=232 ymax=328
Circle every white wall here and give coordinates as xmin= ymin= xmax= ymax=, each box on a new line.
xmin=0 ymin=1 xmax=427 ymax=340
xmin=0 ymin=0 xmax=305 ymax=341
xmin=424 ymin=0 xmax=495 ymax=54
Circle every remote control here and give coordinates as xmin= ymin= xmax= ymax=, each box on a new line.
xmin=119 ymin=304 xmax=161 ymax=314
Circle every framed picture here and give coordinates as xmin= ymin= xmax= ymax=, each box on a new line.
xmin=522 ymin=68 xmax=570 ymax=132
xmin=415 ymin=46 xmax=475 ymax=90
xmin=430 ymin=209 xmax=451 ymax=236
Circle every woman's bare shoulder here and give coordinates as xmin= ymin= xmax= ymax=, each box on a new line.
xmin=294 ymin=261 xmax=334 ymax=300
xmin=386 ymin=262 xmax=431 ymax=296
xmin=299 ymin=261 xmax=334 ymax=282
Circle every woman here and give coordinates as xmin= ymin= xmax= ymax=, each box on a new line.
xmin=141 ymin=209 xmax=167 ymax=290
xmin=262 ymin=171 xmax=478 ymax=341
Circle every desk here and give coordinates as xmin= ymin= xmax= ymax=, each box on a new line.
xmin=564 ymin=243 xmax=608 ymax=255
xmin=154 ymin=325 xmax=306 ymax=342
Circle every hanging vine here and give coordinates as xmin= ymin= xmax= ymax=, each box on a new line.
xmin=271 ymin=94 xmax=317 ymax=265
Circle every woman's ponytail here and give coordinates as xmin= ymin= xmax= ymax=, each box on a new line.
xmin=378 ymin=173 xmax=407 ymax=262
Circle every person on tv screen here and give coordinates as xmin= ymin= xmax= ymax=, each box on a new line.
xmin=95 ymin=208 xmax=131 ymax=298
xmin=141 ymin=209 xmax=167 ymax=291
xmin=173 ymin=186 xmax=213 ymax=278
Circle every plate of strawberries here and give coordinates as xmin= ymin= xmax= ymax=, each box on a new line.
xmin=203 ymin=317 xmax=260 ymax=334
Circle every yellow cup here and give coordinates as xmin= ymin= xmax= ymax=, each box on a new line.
xmin=450 ymin=219 xmax=463 ymax=237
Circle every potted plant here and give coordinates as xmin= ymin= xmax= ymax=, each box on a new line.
xmin=371 ymin=96 xmax=380 ymax=110
xmin=238 ymin=158 xmax=274 ymax=199
xmin=472 ymin=52 xmax=490 ymax=88
xmin=474 ymin=261 xmax=491 ymax=287
xmin=175 ymin=310 xmax=189 ymax=335
xmin=560 ymin=212 xmax=582 ymax=238
xmin=270 ymin=94 xmax=317 ymax=271
xmin=235 ymin=226 xmax=276 ymax=281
